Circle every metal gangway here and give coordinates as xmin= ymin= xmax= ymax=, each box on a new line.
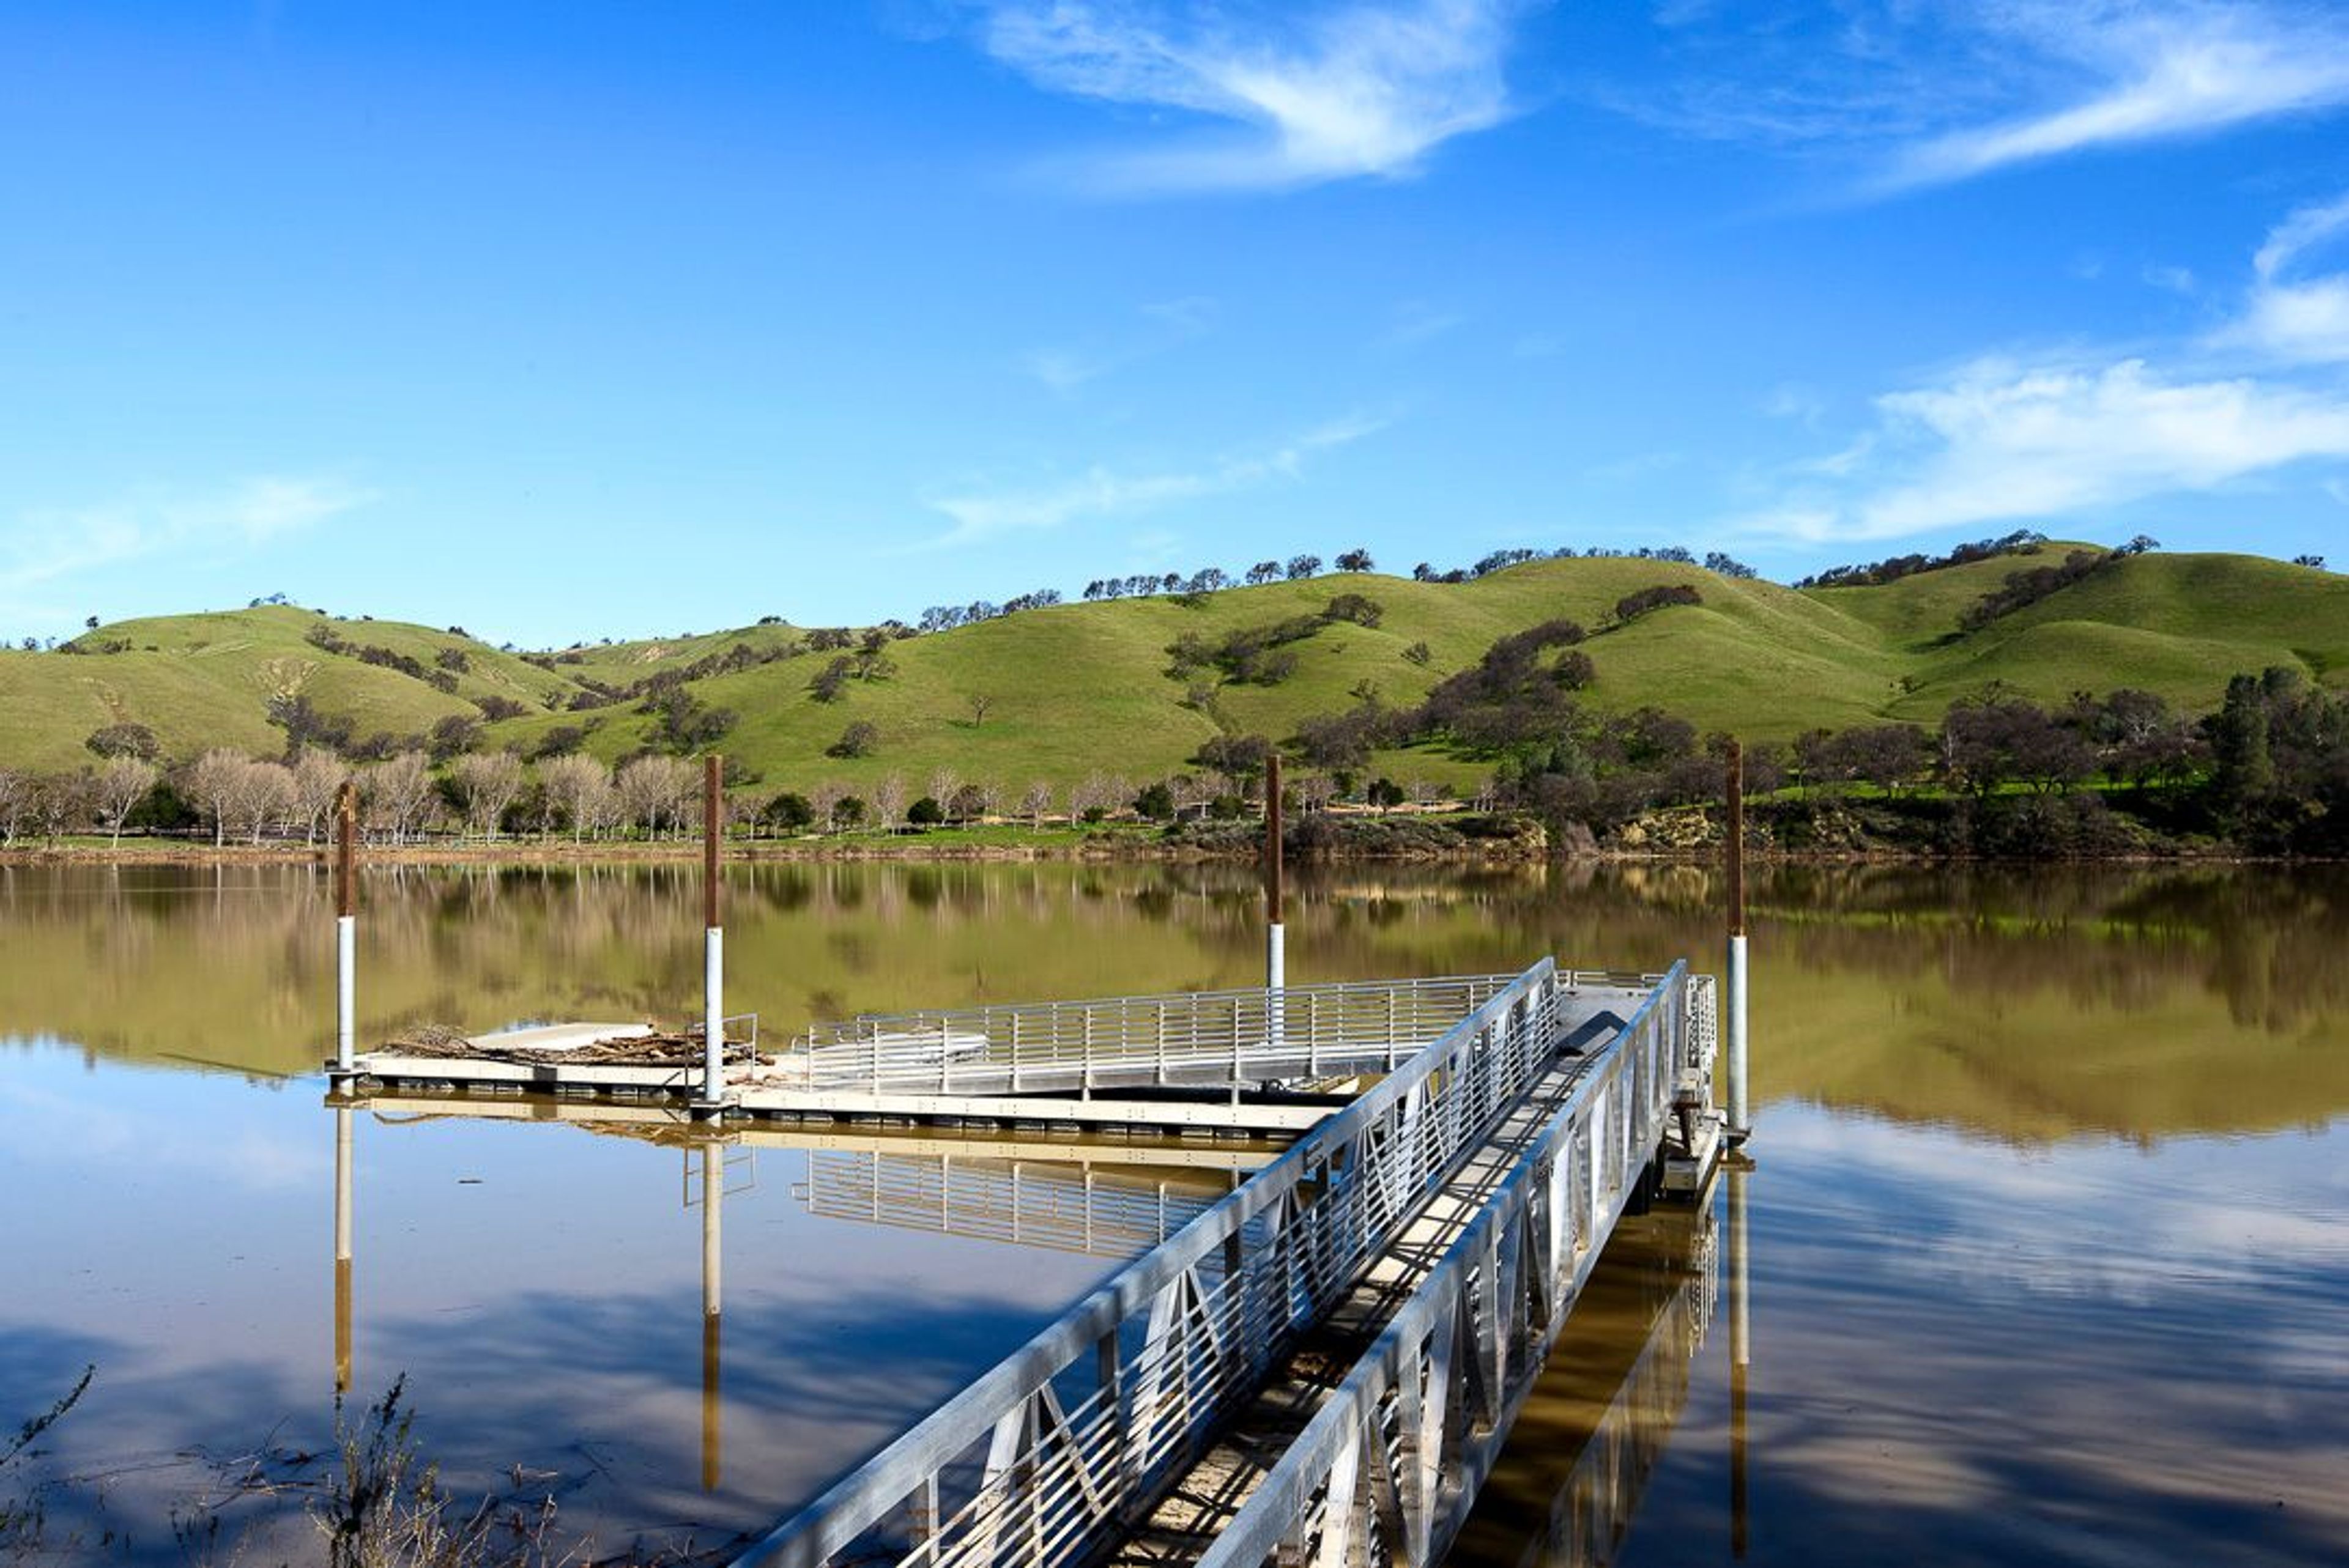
xmin=730 ymin=957 xmax=1719 ymax=1568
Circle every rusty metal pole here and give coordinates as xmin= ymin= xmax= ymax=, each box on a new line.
xmin=335 ymin=781 xmax=358 ymax=1074
xmin=1726 ymin=739 xmax=1751 ymax=1144
xmin=1264 ymin=754 xmax=1285 ymax=1050
xmin=701 ymin=754 xmax=724 ymax=1110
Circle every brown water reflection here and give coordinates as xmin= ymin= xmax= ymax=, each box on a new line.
xmin=5 ymin=859 xmax=2345 ymax=1139
xmin=2 ymin=862 xmax=2346 ymax=1566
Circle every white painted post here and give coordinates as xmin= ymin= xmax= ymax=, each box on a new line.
xmin=1266 ymin=753 xmax=1286 ymax=1056
xmin=702 ymin=755 xmax=724 ymax=1110
xmin=336 ymin=915 xmax=356 ymax=1072
xmin=1726 ymin=740 xmax=1752 ymax=1144
xmin=333 ymin=782 xmax=358 ymax=1074
xmin=1727 ymin=933 xmax=1750 ymax=1137
xmin=704 ymin=927 xmax=724 ymax=1104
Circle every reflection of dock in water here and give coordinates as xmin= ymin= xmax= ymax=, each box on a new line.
xmin=1452 ymin=1167 xmax=1739 ymax=1568
xmin=795 ymin=1152 xmax=1238 ymax=1259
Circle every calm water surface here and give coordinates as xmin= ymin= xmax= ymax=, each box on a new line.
xmin=1 ymin=860 xmax=2343 ymax=1565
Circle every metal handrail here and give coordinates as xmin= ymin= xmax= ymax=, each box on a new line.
xmin=778 ymin=974 xmax=1523 ymax=1095
xmin=728 ymin=960 xmax=1611 ymax=1568
xmin=1193 ymin=963 xmax=1696 ymax=1568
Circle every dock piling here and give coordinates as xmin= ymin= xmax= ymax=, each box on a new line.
xmin=335 ymin=782 xmax=358 ymax=1075
xmin=702 ymin=755 xmax=725 ymax=1112
xmin=1265 ymin=755 xmax=1285 ymax=1045
xmin=1725 ymin=741 xmax=1751 ymax=1144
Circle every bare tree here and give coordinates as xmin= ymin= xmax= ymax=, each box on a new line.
xmin=229 ymin=760 xmax=296 ymax=845
xmin=541 ymin=753 xmax=613 ymax=841
xmin=968 ymin=693 xmax=995 ymax=727
xmin=617 ymin=754 xmax=696 ymax=838
xmin=32 ymin=772 xmax=92 ymax=843
xmin=807 ymin=779 xmax=848 ymax=836
xmin=187 ymin=749 xmax=250 ymax=848
xmin=1294 ymin=773 xmax=1337 ymax=815
xmin=1019 ymin=778 xmax=1053 ymax=827
xmin=872 ymin=772 xmax=908 ymax=834
xmin=93 ymin=756 xmax=160 ymax=846
xmin=927 ymin=767 xmax=960 ymax=815
xmin=365 ymin=751 xmax=436 ymax=846
xmin=291 ymin=750 xmax=351 ymax=846
xmin=0 ymin=767 xmax=31 ymax=847
xmin=450 ymin=752 xmax=525 ymax=841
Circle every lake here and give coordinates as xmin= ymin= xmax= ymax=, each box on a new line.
xmin=1 ymin=859 xmax=2343 ymax=1565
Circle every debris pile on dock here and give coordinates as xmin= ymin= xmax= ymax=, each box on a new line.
xmin=376 ymin=1024 xmax=757 ymax=1069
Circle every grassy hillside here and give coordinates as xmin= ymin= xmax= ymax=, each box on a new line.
xmin=1 ymin=550 xmax=2342 ymax=793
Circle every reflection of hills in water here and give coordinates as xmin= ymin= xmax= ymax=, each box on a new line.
xmin=1452 ymin=1181 xmax=1723 ymax=1568
xmin=4 ymin=860 xmax=2343 ymax=1142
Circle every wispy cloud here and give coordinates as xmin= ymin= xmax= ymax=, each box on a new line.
xmin=1891 ymin=4 xmax=2349 ymax=188
xmin=1 ymin=475 xmax=376 ymax=599
xmin=1734 ymin=355 xmax=2349 ymax=543
xmin=1621 ymin=4 xmax=2349 ymax=194
xmin=1022 ymin=295 xmax=1220 ymax=393
xmin=969 ymin=1 xmax=1532 ymax=193
xmin=918 ymin=415 xmax=1386 ymax=547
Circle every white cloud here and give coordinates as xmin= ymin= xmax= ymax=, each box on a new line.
xmin=1737 ymin=355 xmax=2349 ymax=543
xmin=971 ymin=1 xmax=1529 ymax=192
xmin=919 ymin=415 xmax=1386 ymax=547
xmin=1890 ymin=4 xmax=2349 ymax=187
xmin=2142 ymin=261 xmax=2198 ymax=295
xmin=1 ymin=475 xmax=377 ymax=598
xmin=2228 ymin=189 xmax=2349 ymax=364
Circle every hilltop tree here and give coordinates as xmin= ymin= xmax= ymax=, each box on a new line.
xmin=1285 ymin=554 xmax=1321 ymax=580
xmin=1335 ymin=549 xmax=1374 ymax=572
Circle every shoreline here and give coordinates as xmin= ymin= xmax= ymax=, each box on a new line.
xmin=0 ymin=837 xmax=2289 ymax=868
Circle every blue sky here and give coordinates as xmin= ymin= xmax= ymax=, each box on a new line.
xmin=5 ymin=0 xmax=2348 ymax=647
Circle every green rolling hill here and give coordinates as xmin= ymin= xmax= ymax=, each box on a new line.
xmin=1 ymin=545 xmax=2341 ymax=793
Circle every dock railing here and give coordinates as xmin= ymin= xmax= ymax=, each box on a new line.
xmin=730 ymin=961 xmax=1688 ymax=1568
xmin=1193 ymin=963 xmax=1696 ymax=1568
xmin=781 ymin=972 xmax=1661 ymax=1097
xmin=730 ymin=960 xmax=1565 ymax=1568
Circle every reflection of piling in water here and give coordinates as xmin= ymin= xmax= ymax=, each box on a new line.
xmin=700 ymin=1141 xmax=723 ymax=1493
xmin=1729 ymin=1158 xmax=1752 ymax=1558
xmin=333 ymin=1104 xmax=353 ymax=1394
xmin=796 ymin=1152 xmax=1224 ymax=1259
